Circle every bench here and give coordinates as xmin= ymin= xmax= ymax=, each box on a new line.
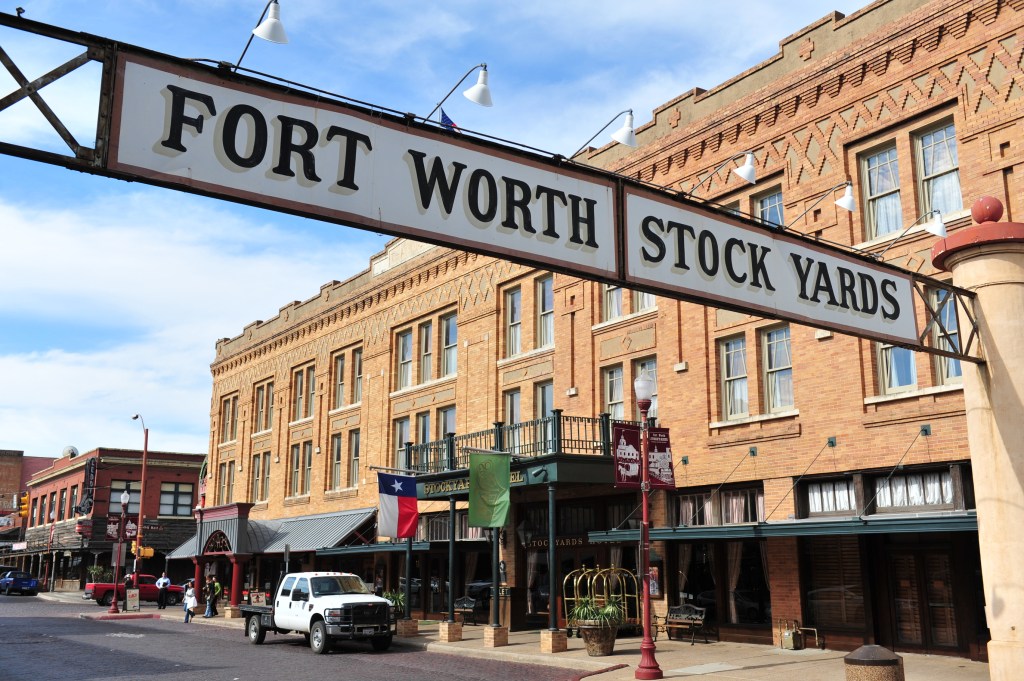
xmin=454 ymin=596 xmax=478 ymax=625
xmin=654 ymin=604 xmax=708 ymax=644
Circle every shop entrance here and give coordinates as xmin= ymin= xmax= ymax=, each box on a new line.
xmin=888 ymin=549 xmax=959 ymax=650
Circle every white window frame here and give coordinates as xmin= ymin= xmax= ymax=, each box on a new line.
xmin=438 ymin=405 xmax=456 ymax=438
xmin=721 ymin=336 xmax=749 ymax=419
xmin=160 ymin=481 xmax=194 ymax=516
xmin=603 ymin=365 xmax=624 ymax=420
xmin=289 ymin=444 xmax=301 ymax=497
xmin=634 ymin=357 xmax=658 ymax=419
xmin=633 ymin=289 xmax=655 ymax=313
xmin=394 ymin=417 xmax=410 ymax=468
xmin=763 ymin=326 xmax=793 ymax=412
xmin=915 ymin=120 xmax=962 ymax=216
xmin=220 ymin=394 xmax=238 ymax=443
xmin=333 ymin=353 xmax=346 ymax=408
xmin=602 ymin=284 xmax=622 ymax=321
xmin=352 ymin=348 xmax=363 ymax=403
xmin=442 ymin=314 xmax=458 ymax=376
xmin=505 ymin=287 xmax=522 ymax=357
xmin=536 ymin=276 xmax=554 ymax=348
xmin=109 ymin=480 xmax=141 ymax=515
xmin=217 ymin=461 xmax=235 ymax=505
xmin=931 ymin=289 xmax=962 ymax=386
xmin=877 ymin=341 xmax=917 ymax=395
xmin=416 ymin=411 xmax=431 ymax=443
xmin=396 ymin=330 xmax=413 ymax=389
xmin=330 ymin=434 xmax=343 ymax=490
xmin=348 ymin=429 xmax=361 ymax=487
xmin=254 ymin=381 xmax=273 ymax=432
xmin=862 ymin=144 xmax=902 ymax=238
xmin=419 ymin=321 xmax=433 ymax=383
xmin=756 ymin=187 xmax=784 ymax=227
xmin=293 ymin=364 xmax=315 ymax=420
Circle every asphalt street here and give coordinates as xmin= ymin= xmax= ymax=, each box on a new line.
xmin=0 ymin=595 xmax=587 ymax=681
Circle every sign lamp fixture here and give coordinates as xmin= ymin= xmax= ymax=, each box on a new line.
xmin=573 ymin=109 xmax=638 ymax=157
xmin=235 ymin=0 xmax=288 ymax=71
xmin=426 ymin=64 xmax=493 ymax=123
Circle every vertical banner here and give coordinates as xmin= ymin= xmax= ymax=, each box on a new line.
xmin=468 ymin=450 xmax=510 ymax=528
xmin=647 ymin=427 xmax=676 ymax=490
xmin=613 ymin=423 xmax=642 ymax=488
xmin=613 ymin=423 xmax=676 ymax=489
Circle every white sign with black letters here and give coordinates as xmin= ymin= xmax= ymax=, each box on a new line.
xmin=110 ymin=55 xmax=618 ymax=279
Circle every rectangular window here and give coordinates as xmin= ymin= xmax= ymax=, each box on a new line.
xmin=721 ymin=488 xmax=764 ymax=523
xmin=763 ymin=326 xmax=793 ymax=412
xmin=864 ymin=145 xmax=902 ymax=238
xmin=333 ymin=354 xmax=346 ymax=408
xmin=217 ymin=462 xmax=235 ymax=505
xmin=442 ymin=314 xmax=458 ymax=376
xmin=536 ymin=380 xmax=555 ymax=453
xmin=916 ymin=122 xmax=962 ymax=216
xmin=420 ymin=322 xmax=434 ymax=383
xmin=48 ymin=492 xmax=56 ymax=522
xmin=290 ymin=444 xmax=301 ymax=496
xmin=396 ymin=330 xmax=412 ymax=388
xmin=220 ymin=394 xmax=238 ymax=443
xmin=634 ymin=357 xmax=658 ymax=419
xmin=602 ymin=284 xmax=622 ymax=321
xmin=30 ymin=497 xmax=38 ymax=526
xmin=633 ymin=289 xmax=655 ymax=313
xmin=58 ymin=488 xmax=67 ymax=520
xmin=69 ymin=485 xmax=78 ymax=517
xmin=394 ymin=417 xmax=410 ymax=468
xmin=35 ymin=496 xmax=43 ymax=526
xmin=416 ymin=411 xmax=431 ymax=443
xmin=352 ymin=348 xmax=363 ymax=402
xmin=293 ymin=365 xmax=315 ymax=420
xmin=505 ymin=389 xmax=522 ymax=453
xmin=261 ymin=452 xmax=271 ymax=500
xmin=329 ymin=434 xmax=342 ymax=490
xmin=803 ymin=536 xmax=865 ymax=629
xmin=254 ymin=381 xmax=274 ymax=432
xmin=721 ymin=336 xmax=748 ymax=419
xmin=537 ymin=276 xmax=554 ymax=348
xmin=505 ymin=287 xmax=522 ymax=357
xmin=603 ymin=365 xmax=624 ymax=419
xmin=251 ymin=452 xmax=264 ymax=501
xmin=932 ymin=289 xmax=962 ymax=385
xmin=757 ymin=188 xmax=784 ymax=227
xmin=874 ymin=471 xmax=953 ymax=510
xmin=302 ymin=441 xmax=313 ymax=495
xmin=439 ymin=406 xmax=456 ymax=438
xmin=878 ymin=342 xmax=917 ymax=394
xmin=349 ymin=430 xmax=361 ymax=487
xmin=678 ymin=493 xmax=712 ymax=526
xmin=109 ymin=480 xmax=141 ymax=515
xmin=160 ymin=482 xmax=194 ymax=516
xmin=808 ymin=479 xmax=856 ymax=514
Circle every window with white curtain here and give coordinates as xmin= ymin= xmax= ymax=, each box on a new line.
xmin=441 ymin=314 xmax=458 ymax=376
xmin=878 ymin=342 xmax=917 ymax=394
xmin=863 ymin=145 xmax=902 ymax=238
xmin=633 ymin=289 xmax=655 ymax=312
xmin=721 ymin=488 xmax=764 ymax=523
xmin=603 ymin=365 xmax=624 ymax=419
xmin=419 ymin=321 xmax=433 ymax=383
xmin=602 ymin=284 xmax=622 ymax=321
xmin=536 ymin=276 xmax=554 ymax=348
xmin=807 ymin=479 xmax=856 ymax=514
xmin=721 ymin=336 xmax=748 ymax=419
xmin=763 ymin=326 xmax=793 ymax=412
xmin=874 ymin=471 xmax=953 ymax=510
xmin=916 ymin=122 xmax=962 ymax=216
xmin=396 ymin=330 xmax=412 ymax=389
xmin=678 ymin=493 xmax=713 ymax=526
xmin=505 ymin=287 xmax=521 ymax=357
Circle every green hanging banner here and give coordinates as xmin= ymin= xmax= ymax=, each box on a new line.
xmin=468 ymin=450 xmax=510 ymax=528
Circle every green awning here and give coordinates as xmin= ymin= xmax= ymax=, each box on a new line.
xmin=588 ymin=511 xmax=978 ymax=543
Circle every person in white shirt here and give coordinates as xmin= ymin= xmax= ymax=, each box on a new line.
xmin=183 ymin=580 xmax=197 ymax=623
xmin=156 ymin=572 xmax=172 ymax=609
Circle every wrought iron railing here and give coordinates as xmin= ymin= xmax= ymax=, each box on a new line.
xmin=405 ymin=411 xmax=642 ymax=474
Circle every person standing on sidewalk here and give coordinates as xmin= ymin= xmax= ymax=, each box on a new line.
xmin=183 ymin=580 xmax=197 ymax=623
xmin=203 ymin=575 xmax=222 ymax=618
xmin=155 ymin=572 xmax=171 ymax=609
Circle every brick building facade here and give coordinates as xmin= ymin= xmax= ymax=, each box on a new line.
xmin=192 ymin=0 xmax=1023 ymax=658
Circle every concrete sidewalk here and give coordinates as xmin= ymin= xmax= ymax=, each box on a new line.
xmin=39 ymin=591 xmax=989 ymax=680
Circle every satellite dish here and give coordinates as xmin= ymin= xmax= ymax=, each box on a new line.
xmin=63 ymin=445 xmax=79 ymax=458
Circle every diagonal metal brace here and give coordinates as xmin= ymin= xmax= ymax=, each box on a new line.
xmin=0 ymin=45 xmax=93 ymax=159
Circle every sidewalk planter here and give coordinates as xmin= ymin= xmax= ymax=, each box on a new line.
xmin=569 ymin=595 xmax=624 ymax=657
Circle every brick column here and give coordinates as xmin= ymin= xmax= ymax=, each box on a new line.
xmin=931 ymin=197 xmax=1024 ymax=681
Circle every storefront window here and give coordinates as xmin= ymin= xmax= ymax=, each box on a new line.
xmin=724 ymin=541 xmax=771 ymax=625
xmin=802 ymin=536 xmax=865 ymax=629
xmin=678 ymin=542 xmax=718 ymax=623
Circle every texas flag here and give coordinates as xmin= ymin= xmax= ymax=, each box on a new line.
xmin=377 ymin=472 xmax=419 ymax=538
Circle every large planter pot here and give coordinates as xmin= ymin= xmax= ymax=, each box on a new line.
xmin=579 ymin=624 xmax=617 ymax=656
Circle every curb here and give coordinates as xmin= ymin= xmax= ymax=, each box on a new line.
xmin=79 ymin=613 xmax=161 ymax=621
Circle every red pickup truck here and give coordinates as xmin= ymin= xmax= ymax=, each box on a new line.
xmin=83 ymin=574 xmax=184 ymax=606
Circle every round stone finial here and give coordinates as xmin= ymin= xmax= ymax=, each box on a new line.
xmin=972 ymin=196 xmax=1004 ymax=224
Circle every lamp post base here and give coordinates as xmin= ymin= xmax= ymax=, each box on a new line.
xmin=635 ymin=640 xmax=663 ymax=680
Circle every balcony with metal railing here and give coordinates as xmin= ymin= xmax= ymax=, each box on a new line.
xmin=403 ymin=410 xmax=642 ymax=475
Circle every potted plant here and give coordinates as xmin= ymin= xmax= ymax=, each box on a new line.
xmin=569 ymin=595 xmax=625 ymax=656
xmin=383 ymin=589 xmax=405 ymax=619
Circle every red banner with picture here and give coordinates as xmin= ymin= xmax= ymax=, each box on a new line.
xmin=612 ymin=423 xmax=676 ymax=489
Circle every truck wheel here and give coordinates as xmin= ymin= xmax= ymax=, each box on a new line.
xmin=247 ymin=616 xmax=266 ymax=644
xmin=370 ymin=634 xmax=393 ymax=651
xmin=101 ymin=593 xmax=113 ymax=606
xmin=309 ymin=621 xmax=329 ymax=654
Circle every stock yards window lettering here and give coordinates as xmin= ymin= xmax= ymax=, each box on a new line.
xmin=110 ymin=56 xmax=617 ymax=278
xmin=625 ymin=192 xmax=916 ymax=343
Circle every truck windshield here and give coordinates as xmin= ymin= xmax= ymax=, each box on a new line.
xmin=311 ymin=576 xmax=371 ymax=596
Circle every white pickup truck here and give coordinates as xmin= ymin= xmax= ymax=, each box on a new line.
xmin=239 ymin=571 xmax=394 ymax=654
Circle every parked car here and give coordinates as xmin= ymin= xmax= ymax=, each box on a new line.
xmin=83 ymin=573 xmax=184 ymax=606
xmin=0 ymin=570 xmax=39 ymax=596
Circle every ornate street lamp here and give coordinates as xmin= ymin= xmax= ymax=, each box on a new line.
xmin=633 ymin=371 xmax=662 ymax=680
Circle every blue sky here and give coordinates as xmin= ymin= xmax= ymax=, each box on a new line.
xmin=0 ymin=0 xmax=868 ymax=460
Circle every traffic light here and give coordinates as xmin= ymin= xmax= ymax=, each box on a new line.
xmin=131 ymin=540 xmax=138 ymax=556
xmin=18 ymin=492 xmax=29 ymax=518
xmin=138 ymin=546 xmax=155 ymax=559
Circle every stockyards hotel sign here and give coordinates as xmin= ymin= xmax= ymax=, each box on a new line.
xmin=102 ymin=51 xmax=923 ymax=346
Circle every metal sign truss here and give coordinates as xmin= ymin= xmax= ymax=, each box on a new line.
xmin=0 ymin=12 xmax=982 ymax=363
